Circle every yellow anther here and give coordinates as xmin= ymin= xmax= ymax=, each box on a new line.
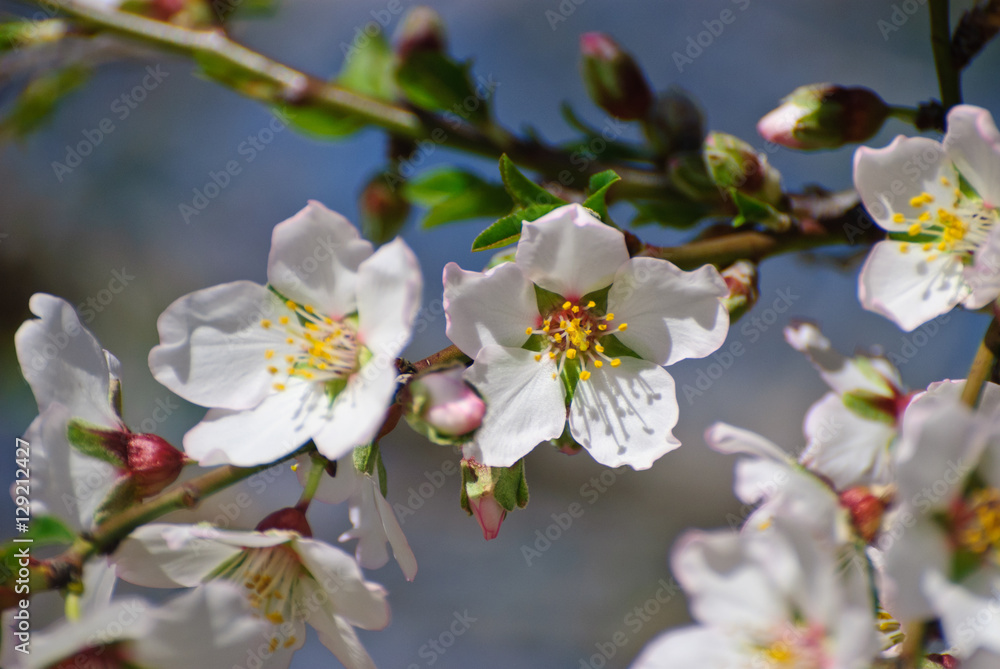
xmin=892 ymin=213 xmax=905 ymax=223
xmin=598 ymin=324 xmax=607 ymax=331
xmin=286 ymin=367 xmax=295 ymax=375
xmin=580 ymin=370 xmax=591 ymax=381
xmin=304 ymin=322 xmax=318 ymax=331
xmin=290 ymin=462 xmax=299 ymax=472
xmin=286 ymin=337 xmax=294 ymax=344
xmin=285 ymin=300 xmax=297 ymax=310
xmin=927 ymin=254 xmax=939 ymax=262
xmin=552 ymin=372 xmax=557 ymax=379
xmin=562 ymin=301 xmax=571 ymax=310
xmin=922 ymin=242 xmax=933 ymax=251
xmin=595 ymin=343 xmax=605 ymax=353
xmin=261 ymin=319 xmax=272 ymax=329
xmin=554 ymin=333 xmax=562 ymax=342
xmin=269 ymin=638 xmax=279 ymax=653
xmin=273 ymin=383 xmax=286 ymax=391
xmin=549 ymin=351 xmax=557 ymax=359
xmin=267 ymin=366 xmax=278 ymax=374
xmin=618 ymin=323 xmax=628 ymax=331
xmin=571 ymin=305 xmax=580 ymax=313
xmin=941 ymin=176 xmax=950 ymax=186
xmin=265 ymin=349 xmax=275 ymax=359
xmin=604 ymin=313 xmax=615 ymax=321
xmin=908 ymin=223 xmax=922 ymax=236
xmin=279 ymin=315 xmax=290 ymax=325
xmin=526 ymin=327 xmax=534 ymax=336
xmin=611 ymin=358 xmax=621 ymax=367
xmin=909 ymin=196 xmax=923 ymax=208
xmin=586 ymin=300 xmax=596 ymax=308
xmin=919 ymin=211 xmax=931 ymax=222
xmin=899 ymin=243 xmax=910 ymax=253
xmin=266 ymin=612 xmax=284 ymax=624
xmin=566 ymin=348 xmax=577 ymax=360
xmin=304 ymin=304 xmax=315 ymax=314
xmin=283 ymin=636 xmax=297 ymax=649
xmin=594 ymin=360 xmax=604 ymax=368
xmin=285 ymin=355 xmax=295 ymax=363
xmin=938 ymin=241 xmax=948 ymax=251
xmin=534 ymin=353 xmax=542 ymax=362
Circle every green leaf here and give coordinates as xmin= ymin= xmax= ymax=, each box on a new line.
xmin=632 ymin=199 xmax=711 ymax=228
xmin=66 ymin=419 xmax=127 ymax=467
xmin=498 ymin=155 xmax=565 ymax=209
xmin=339 ymin=34 xmax=395 ymax=101
xmin=280 ymin=106 xmax=365 ymax=139
xmin=581 ymin=170 xmax=621 ymax=222
xmin=396 ymin=52 xmax=485 ymax=121
xmin=729 ymin=190 xmax=792 ymax=231
xmin=842 ymin=391 xmax=896 ymax=425
xmin=404 ymin=168 xmax=511 ymax=227
xmin=1 ymin=66 xmax=89 ymax=139
xmin=471 ymin=202 xmax=558 ymax=251
xmin=493 ymin=459 xmax=529 ymax=511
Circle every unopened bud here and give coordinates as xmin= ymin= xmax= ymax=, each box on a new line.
xmin=645 ymin=87 xmax=705 ymax=155
xmin=127 ymin=433 xmax=186 ymax=498
xmin=838 ymin=487 xmax=887 ymax=544
xmin=407 ymin=367 xmax=485 ymax=443
xmin=719 ymin=261 xmax=759 ymax=321
xmin=580 ymin=32 xmax=653 ymax=120
xmin=459 ymin=458 xmax=528 ymax=540
xmin=395 ymin=6 xmax=447 ymax=60
xmin=360 ymin=174 xmax=411 ymax=245
xmin=256 ymin=507 xmax=313 ymax=537
xmin=757 ymin=84 xmax=889 ymax=151
xmin=549 ymin=429 xmax=583 ymax=456
xmin=704 ymin=132 xmax=783 ymax=206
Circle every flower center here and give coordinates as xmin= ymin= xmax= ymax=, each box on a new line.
xmin=216 ymin=545 xmax=305 ymax=652
xmin=755 ymin=624 xmax=824 ymax=669
xmin=956 ymin=487 xmax=1000 ymax=560
xmin=261 ymin=299 xmax=359 ymax=393
xmin=526 ymin=300 xmax=628 ymax=382
xmin=893 ymin=182 xmax=998 ymax=262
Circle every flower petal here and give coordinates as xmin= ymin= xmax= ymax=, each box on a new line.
xmin=313 ymin=363 xmax=398 ymax=462
xmin=924 ymin=571 xmax=1000 ymax=658
xmin=443 ymin=261 xmax=538 ymax=356
xmin=631 ymin=627 xmax=740 ymax=669
xmin=853 ymin=136 xmax=956 ymax=230
xmin=113 ymin=524 xmax=245 ymax=588
xmin=15 ymin=293 xmax=119 ymax=427
xmin=704 ymin=422 xmax=794 ymax=463
xmin=463 ymin=346 xmax=566 ymax=467
xmin=965 ymin=224 xmax=1000 ymax=309
xmin=266 ymin=201 xmax=373 ymax=319
xmin=308 ymin=610 xmax=378 ymax=669
xmin=784 ymin=321 xmax=899 ymax=396
xmin=149 ymin=281 xmax=293 ymax=411
xmin=569 ymin=358 xmax=680 ymax=470
xmin=339 ymin=476 xmax=418 ymax=581
xmin=858 ymin=240 xmax=967 ymax=332
xmin=298 ymin=455 xmax=361 ymax=505
xmin=515 ymin=203 xmax=628 ymax=299
xmin=182 ymin=381 xmax=328 ymax=466
xmin=945 ymin=105 xmax=1000 ymax=207
xmin=608 ymin=258 xmax=729 ymax=366
xmin=356 ymin=237 xmax=422 ymax=359
xmin=293 ymin=538 xmax=390 ymax=630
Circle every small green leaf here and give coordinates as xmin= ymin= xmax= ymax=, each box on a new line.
xmin=280 ymin=106 xmax=365 ymax=139
xmin=404 ymin=168 xmax=511 ymax=227
xmin=729 ymin=190 xmax=792 ymax=231
xmin=396 ymin=52 xmax=485 ymax=121
xmin=339 ymin=34 xmax=395 ymax=100
xmin=67 ymin=419 xmax=127 ymax=467
xmin=498 ymin=155 xmax=566 ymax=209
xmin=842 ymin=391 xmax=896 ymax=425
xmin=581 ymin=170 xmax=621 ymax=222
xmin=471 ymin=202 xmax=558 ymax=251
xmin=493 ymin=459 xmax=529 ymax=511
xmin=1 ymin=66 xmax=89 ymax=139
xmin=632 ymin=199 xmax=711 ymax=228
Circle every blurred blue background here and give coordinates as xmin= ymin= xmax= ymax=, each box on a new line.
xmin=1 ymin=0 xmax=999 ymax=667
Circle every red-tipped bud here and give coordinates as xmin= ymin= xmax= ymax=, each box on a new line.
xmin=721 ymin=260 xmax=759 ymax=321
xmin=406 ymin=367 xmax=485 ymax=445
xmin=360 ymin=174 xmax=411 ymax=246
xmin=256 ymin=507 xmax=313 ymax=537
xmin=468 ymin=493 xmax=506 ymax=541
xmin=926 ymin=654 xmax=960 ymax=668
xmin=839 ymin=487 xmax=887 ymax=544
xmin=580 ymin=32 xmax=653 ymax=120
xmin=757 ymin=84 xmax=889 ymax=151
xmin=459 ymin=458 xmax=527 ymax=541
xmin=395 ymin=6 xmax=447 ymax=60
xmin=645 ymin=88 xmax=705 ymax=155
xmin=127 ymin=433 xmax=186 ymax=499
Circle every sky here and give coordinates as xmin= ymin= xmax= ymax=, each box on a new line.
xmin=1 ymin=0 xmax=999 ymax=667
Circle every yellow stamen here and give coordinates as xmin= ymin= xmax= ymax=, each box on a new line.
xmin=618 ymin=323 xmax=628 ymax=331
xmin=604 ymin=313 xmax=615 ymax=321
xmin=265 ymin=349 xmax=275 ymax=359
xmin=526 ymin=327 xmax=533 ymax=336
xmin=892 ymin=213 xmax=905 ymax=223
xmin=580 ymin=370 xmax=591 ymax=381
xmin=594 ymin=360 xmax=603 ymax=368
xmin=273 ymin=383 xmax=286 ymax=391
xmin=562 ymin=301 xmax=571 ymax=310
xmin=267 ymin=366 xmax=278 ymax=374
xmin=261 ymin=319 xmax=272 ymax=329
xmin=586 ymin=300 xmax=596 ymax=308
xmin=566 ymin=349 xmax=577 ymax=360
xmin=908 ymin=223 xmax=922 ymax=236
xmin=534 ymin=353 xmax=542 ymax=362
xmin=611 ymin=358 xmax=621 ymax=367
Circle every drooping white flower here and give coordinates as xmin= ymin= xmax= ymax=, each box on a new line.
xmin=298 ymin=456 xmax=418 ymax=581
xmin=785 ymin=322 xmax=910 ymax=489
xmin=854 ymin=105 xmax=1000 ymax=331
xmin=443 ymin=203 xmax=728 ymax=470
xmin=15 ymin=583 xmax=266 ymax=669
xmin=149 ymin=201 xmax=422 ymax=466
xmin=113 ymin=509 xmax=390 ymax=669
xmin=924 ymin=571 xmax=1000 ymax=667
xmin=630 ymin=522 xmax=879 ymax=669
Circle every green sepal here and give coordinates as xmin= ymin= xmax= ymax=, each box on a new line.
xmin=499 ymin=155 xmax=566 ymax=209
xmin=403 ymin=168 xmax=512 ymax=228
xmin=581 ymin=170 xmax=621 ymax=223
xmin=0 ymin=515 xmax=75 ymax=558
xmin=1 ymin=65 xmax=90 ymax=139
xmin=93 ymin=476 xmax=137 ymax=526
xmin=395 ymin=52 xmax=486 ymax=122
xmin=460 ymin=459 xmax=528 ymax=514
xmin=841 ymin=391 xmax=897 ymax=425
xmin=353 ymin=442 xmax=387 ymax=497
xmin=729 ymin=189 xmax=792 ymax=231
xmin=852 ymin=356 xmax=896 ymax=396
xmin=66 ymin=419 xmax=127 ymax=467
xmin=471 ymin=202 xmax=558 ymax=251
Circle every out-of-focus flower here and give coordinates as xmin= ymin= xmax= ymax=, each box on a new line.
xmin=579 ymin=32 xmax=653 ymax=120
xmin=758 ymin=84 xmax=889 ymax=150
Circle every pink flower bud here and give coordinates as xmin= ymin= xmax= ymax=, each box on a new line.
xmin=412 ymin=368 xmax=485 ymax=437
xmin=256 ymin=507 xmax=313 ymax=537
xmin=721 ymin=261 xmax=759 ymax=320
xmin=838 ymin=487 xmax=887 ymax=544
xmin=395 ymin=6 xmax=447 ymax=60
xmin=127 ymin=433 xmax=186 ymax=499
xmin=757 ymin=84 xmax=889 ymax=151
xmin=468 ymin=493 xmax=506 ymax=541
xmin=580 ymin=33 xmax=653 ymax=120
xmin=359 ymin=174 xmax=411 ymax=245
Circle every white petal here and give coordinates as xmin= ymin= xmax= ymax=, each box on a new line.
xmin=569 ymin=358 xmax=680 ymax=470
xmin=133 ymin=583 xmax=269 ymax=669
xmin=113 ymin=524 xmax=245 ymax=588
xmin=340 ymin=476 xmax=418 ymax=581
xmin=784 ymin=321 xmax=899 ymax=395
xmin=705 ymin=422 xmax=793 ymax=463
xmin=801 ymin=393 xmax=897 ymax=489
xmin=965 ymin=224 xmax=1000 ymax=309
xmin=945 ymin=105 xmax=1000 ymax=207
xmin=15 ymin=293 xmax=119 ymax=426
xmin=734 ymin=459 xmax=842 ymax=539
xmin=149 ymin=281 xmax=293 ymax=410
xmin=515 ymin=203 xmax=629 ymax=299
xmin=881 ymin=514 xmax=950 ymax=620
xmin=858 ymin=240 xmax=968 ymax=332
xmin=462 ymin=346 xmax=566 ymax=467
xmin=443 ymin=261 xmax=538 ymax=356
xmin=267 ymin=201 xmax=373 ymax=319
xmin=313 ymin=363 xmax=399 ymax=461
xmin=853 ymin=136 xmax=957 ymax=230
xmin=356 ymin=237 xmax=422 ymax=359
xmin=925 ymin=571 xmax=1000 ymax=658
xmin=309 ymin=611 xmax=378 ymax=669
xmin=293 ymin=538 xmax=390 ymax=630
xmin=630 ymin=627 xmax=740 ymax=669
xmin=608 ymin=258 xmax=729 ymax=366
xmin=299 ymin=455 xmax=361 ymax=505
xmin=183 ymin=382 xmax=328 ymax=466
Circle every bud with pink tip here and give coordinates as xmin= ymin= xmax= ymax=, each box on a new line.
xmin=395 ymin=6 xmax=448 ymax=60
xmin=838 ymin=486 xmax=888 ymax=544
xmin=459 ymin=458 xmax=528 ymax=540
xmin=720 ymin=260 xmax=759 ymax=321
xmin=127 ymin=432 xmax=187 ymax=498
xmin=406 ymin=367 xmax=485 ymax=444
xmin=580 ymin=32 xmax=653 ymax=120
xmin=757 ymin=84 xmax=889 ymax=151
